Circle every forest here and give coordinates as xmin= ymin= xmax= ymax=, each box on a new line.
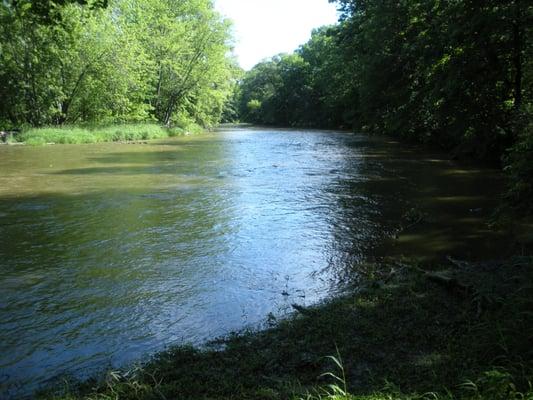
xmin=0 ymin=0 xmax=237 ymax=129
xmin=234 ymin=0 xmax=532 ymax=214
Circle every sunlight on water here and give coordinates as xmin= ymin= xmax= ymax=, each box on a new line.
xmin=0 ymin=127 xmax=508 ymax=398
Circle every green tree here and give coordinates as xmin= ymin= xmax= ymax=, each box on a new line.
xmin=118 ymin=0 xmax=235 ymax=126
xmin=0 ymin=0 xmax=236 ymax=128
xmin=332 ymin=0 xmax=530 ymax=161
xmin=297 ymin=25 xmax=356 ymax=128
xmin=238 ymin=53 xmax=312 ymax=126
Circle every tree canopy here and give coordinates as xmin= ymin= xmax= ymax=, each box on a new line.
xmin=237 ymin=0 xmax=531 ymax=163
xmin=233 ymin=0 xmax=531 ymax=212
xmin=0 ymin=0 xmax=237 ymax=128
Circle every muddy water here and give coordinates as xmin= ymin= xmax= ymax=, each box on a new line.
xmin=0 ymin=127 xmax=510 ymax=397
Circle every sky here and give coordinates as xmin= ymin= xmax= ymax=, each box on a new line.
xmin=214 ymin=0 xmax=339 ymax=71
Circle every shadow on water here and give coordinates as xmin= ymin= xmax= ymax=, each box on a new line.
xmin=326 ymin=135 xmax=513 ymax=264
xmin=48 ymin=165 xmax=198 ymax=175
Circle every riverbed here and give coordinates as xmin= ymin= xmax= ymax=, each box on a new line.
xmin=0 ymin=127 xmax=509 ymax=397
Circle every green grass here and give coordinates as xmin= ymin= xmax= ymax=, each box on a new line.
xmin=16 ymin=123 xmax=203 ymax=146
xmin=40 ymin=257 xmax=533 ymax=400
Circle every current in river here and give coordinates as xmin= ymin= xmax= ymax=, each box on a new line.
xmin=0 ymin=127 xmax=506 ymax=398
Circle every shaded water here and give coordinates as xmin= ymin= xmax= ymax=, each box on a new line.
xmin=0 ymin=127 xmax=510 ymax=397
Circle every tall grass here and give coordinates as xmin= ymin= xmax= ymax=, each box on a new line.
xmin=303 ymin=360 xmax=533 ymax=400
xmin=16 ymin=123 xmax=202 ymax=146
xmin=301 ymin=353 xmax=353 ymax=400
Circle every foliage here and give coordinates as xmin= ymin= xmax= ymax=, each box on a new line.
xmin=238 ymin=0 xmax=530 ymax=161
xmin=234 ymin=0 xmax=532 ymax=211
xmin=3 ymin=0 xmax=108 ymax=23
xmin=219 ymin=61 xmax=244 ymax=123
xmin=16 ymin=123 xmax=190 ymax=145
xmin=504 ymin=108 xmax=533 ymax=214
xmin=0 ymin=0 xmax=237 ymax=129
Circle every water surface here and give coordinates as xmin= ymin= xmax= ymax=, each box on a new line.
xmin=0 ymin=127 xmax=509 ymax=397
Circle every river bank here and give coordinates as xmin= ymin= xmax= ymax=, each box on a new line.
xmin=41 ymin=255 xmax=533 ymax=400
xmin=1 ymin=123 xmax=204 ymax=146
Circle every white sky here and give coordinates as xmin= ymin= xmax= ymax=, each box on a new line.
xmin=214 ymin=0 xmax=339 ymax=70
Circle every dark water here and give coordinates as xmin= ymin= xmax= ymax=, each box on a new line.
xmin=0 ymin=127 xmax=509 ymax=397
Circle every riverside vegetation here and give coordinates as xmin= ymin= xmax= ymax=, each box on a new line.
xmin=1 ymin=0 xmax=532 ymax=399
xmin=8 ymin=123 xmax=203 ymax=145
xmin=42 ymin=256 xmax=533 ymax=400
xmin=0 ymin=0 xmax=238 ymax=136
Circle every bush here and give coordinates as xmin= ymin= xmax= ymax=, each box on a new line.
xmin=504 ymin=110 xmax=533 ymax=215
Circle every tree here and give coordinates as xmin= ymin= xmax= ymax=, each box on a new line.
xmin=0 ymin=0 xmax=236 ymax=128
xmin=117 ymin=0 xmax=235 ymax=126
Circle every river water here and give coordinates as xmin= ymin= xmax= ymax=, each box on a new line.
xmin=0 ymin=127 xmax=508 ymax=397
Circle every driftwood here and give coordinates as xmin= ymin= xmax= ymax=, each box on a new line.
xmin=423 ymin=268 xmax=488 ymax=317
xmin=291 ymin=303 xmax=314 ymax=316
xmin=424 ymin=270 xmax=474 ymax=296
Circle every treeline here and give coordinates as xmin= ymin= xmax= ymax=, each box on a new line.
xmin=235 ymin=0 xmax=532 ymax=212
xmin=0 ymin=0 xmax=237 ymax=129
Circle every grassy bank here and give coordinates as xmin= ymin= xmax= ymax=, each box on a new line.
xmin=42 ymin=257 xmax=533 ymax=400
xmin=11 ymin=123 xmax=204 ymax=146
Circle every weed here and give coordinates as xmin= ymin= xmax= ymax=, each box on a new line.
xmin=301 ymin=351 xmax=352 ymax=400
xmin=16 ymin=122 xmax=203 ymax=146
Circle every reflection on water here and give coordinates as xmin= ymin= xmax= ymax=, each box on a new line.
xmin=0 ymin=127 xmax=509 ymax=397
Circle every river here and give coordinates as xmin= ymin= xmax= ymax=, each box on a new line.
xmin=0 ymin=126 xmax=509 ymax=397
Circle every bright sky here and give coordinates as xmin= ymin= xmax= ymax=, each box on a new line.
xmin=214 ymin=0 xmax=339 ymax=70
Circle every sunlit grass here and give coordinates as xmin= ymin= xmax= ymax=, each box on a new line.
xmin=16 ymin=123 xmax=203 ymax=146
